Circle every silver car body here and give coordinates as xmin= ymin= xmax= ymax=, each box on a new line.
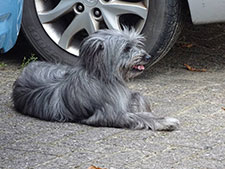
xmin=188 ymin=0 xmax=225 ymax=24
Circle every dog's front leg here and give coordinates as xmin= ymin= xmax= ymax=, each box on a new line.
xmin=80 ymin=107 xmax=151 ymax=129
xmin=80 ymin=107 xmax=179 ymax=131
xmin=128 ymin=92 xmax=151 ymax=113
xmin=127 ymin=92 xmax=180 ymax=131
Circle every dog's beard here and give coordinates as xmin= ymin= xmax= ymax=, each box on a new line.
xmin=124 ymin=68 xmax=144 ymax=80
xmin=121 ymin=66 xmax=144 ymax=81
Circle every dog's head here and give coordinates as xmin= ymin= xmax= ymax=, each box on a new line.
xmin=79 ymin=28 xmax=152 ymax=81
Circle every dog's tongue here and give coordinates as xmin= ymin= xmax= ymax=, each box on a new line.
xmin=133 ymin=65 xmax=145 ymax=71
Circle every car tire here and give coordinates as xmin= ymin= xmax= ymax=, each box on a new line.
xmin=142 ymin=0 xmax=183 ymax=67
xmin=22 ymin=0 xmax=182 ymax=67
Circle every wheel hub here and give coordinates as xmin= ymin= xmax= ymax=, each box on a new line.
xmin=82 ymin=0 xmax=98 ymax=7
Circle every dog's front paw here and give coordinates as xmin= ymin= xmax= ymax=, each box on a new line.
xmin=154 ymin=117 xmax=180 ymax=131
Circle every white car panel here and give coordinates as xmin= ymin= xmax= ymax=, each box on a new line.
xmin=188 ymin=0 xmax=225 ymax=24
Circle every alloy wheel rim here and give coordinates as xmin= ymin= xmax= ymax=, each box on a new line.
xmin=35 ymin=0 xmax=149 ymax=56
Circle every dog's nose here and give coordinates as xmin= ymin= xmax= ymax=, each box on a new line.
xmin=144 ymin=54 xmax=152 ymax=62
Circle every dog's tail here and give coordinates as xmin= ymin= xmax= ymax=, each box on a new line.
xmin=82 ymin=111 xmax=179 ymax=131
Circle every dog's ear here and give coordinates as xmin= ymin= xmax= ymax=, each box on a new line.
xmin=96 ymin=43 xmax=104 ymax=51
xmin=79 ymin=38 xmax=108 ymax=78
xmin=79 ymin=37 xmax=104 ymax=59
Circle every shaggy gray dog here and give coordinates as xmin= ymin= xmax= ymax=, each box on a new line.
xmin=12 ymin=29 xmax=179 ymax=131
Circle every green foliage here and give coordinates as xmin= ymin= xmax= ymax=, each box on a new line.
xmin=21 ymin=54 xmax=38 ymax=68
xmin=0 ymin=62 xmax=7 ymax=70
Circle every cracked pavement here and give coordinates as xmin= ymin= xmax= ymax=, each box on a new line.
xmin=0 ymin=23 xmax=225 ymax=169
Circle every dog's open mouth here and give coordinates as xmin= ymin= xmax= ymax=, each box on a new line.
xmin=132 ymin=65 xmax=145 ymax=71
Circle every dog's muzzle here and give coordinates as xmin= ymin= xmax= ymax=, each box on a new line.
xmin=132 ymin=54 xmax=152 ymax=71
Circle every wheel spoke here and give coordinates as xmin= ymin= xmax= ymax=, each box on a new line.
xmin=38 ymin=0 xmax=77 ymax=23
xmin=85 ymin=15 xmax=100 ymax=35
xmin=101 ymin=10 xmax=121 ymax=30
xmin=58 ymin=13 xmax=87 ymax=49
xmin=103 ymin=1 xmax=148 ymax=19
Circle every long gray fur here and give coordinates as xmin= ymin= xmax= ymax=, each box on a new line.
xmin=12 ymin=29 xmax=179 ymax=131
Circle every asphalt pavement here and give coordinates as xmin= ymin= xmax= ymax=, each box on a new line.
xmin=0 ymin=23 xmax=225 ymax=169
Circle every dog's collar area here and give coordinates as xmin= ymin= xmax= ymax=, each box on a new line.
xmin=132 ymin=65 xmax=145 ymax=71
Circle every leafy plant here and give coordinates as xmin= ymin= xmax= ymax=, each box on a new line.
xmin=21 ymin=54 xmax=38 ymax=68
xmin=0 ymin=62 xmax=7 ymax=70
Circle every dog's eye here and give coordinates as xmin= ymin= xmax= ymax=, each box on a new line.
xmin=124 ymin=45 xmax=131 ymax=53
